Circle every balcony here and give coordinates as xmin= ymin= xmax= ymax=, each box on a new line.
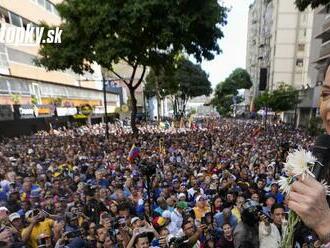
xmin=315 ymin=15 xmax=330 ymax=40
xmin=314 ymin=41 xmax=330 ymax=64
xmin=320 ymin=39 xmax=330 ymax=58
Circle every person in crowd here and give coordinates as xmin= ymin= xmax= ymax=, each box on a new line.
xmin=233 ymin=200 xmax=260 ymax=248
xmin=0 ymin=117 xmax=315 ymax=247
xmin=214 ymin=206 xmax=238 ymax=237
xmin=259 ymin=203 xmax=286 ymax=248
xmin=217 ymin=223 xmax=234 ymax=248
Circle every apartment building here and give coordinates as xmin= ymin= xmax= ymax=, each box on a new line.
xmin=247 ymin=0 xmax=314 ymax=95
xmin=0 ymin=0 xmax=120 ymax=119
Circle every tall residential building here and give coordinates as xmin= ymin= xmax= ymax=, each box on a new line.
xmin=0 ymin=0 xmax=120 ymax=112
xmin=314 ymin=4 xmax=330 ymax=78
xmin=246 ymin=0 xmax=314 ymax=99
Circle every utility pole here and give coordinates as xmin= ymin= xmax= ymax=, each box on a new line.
xmin=102 ymin=74 xmax=109 ymax=139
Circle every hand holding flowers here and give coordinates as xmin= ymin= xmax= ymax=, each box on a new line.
xmin=278 ymin=149 xmax=330 ymax=247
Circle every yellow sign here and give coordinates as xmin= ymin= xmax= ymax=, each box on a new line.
xmin=121 ymin=105 xmax=129 ymax=113
xmin=38 ymin=107 xmax=51 ymax=115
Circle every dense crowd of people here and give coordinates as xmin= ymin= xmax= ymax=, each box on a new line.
xmin=0 ymin=119 xmax=317 ymax=247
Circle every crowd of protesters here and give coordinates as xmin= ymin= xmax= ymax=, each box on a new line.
xmin=0 ymin=118 xmax=318 ymax=248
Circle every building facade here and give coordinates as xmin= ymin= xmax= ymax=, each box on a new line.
xmin=246 ymin=0 xmax=322 ymax=126
xmin=0 ymin=0 xmax=120 ymax=120
xmin=247 ymin=0 xmax=314 ymax=95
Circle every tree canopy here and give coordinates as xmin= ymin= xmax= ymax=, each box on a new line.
xmin=37 ymin=0 xmax=228 ymax=134
xmin=145 ymin=59 xmax=212 ymax=117
xmin=254 ymin=83 xmax=300 ymax=113
xmin=212 ymin=68 xmax=252 ymax=116
xmin=295 ymin=0 xmax=329 ymax=11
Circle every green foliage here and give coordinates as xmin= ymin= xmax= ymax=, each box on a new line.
xmin=212 ymin=68 xmax=252 ymax=116
xmin=36 ymin=0 xmax=228 ymax=133
xmin=145 ymin=66 xmax=178 ymax=99
xmin=308 ymin=116 xmax=324 ymax=136
xmin=254 ymin=83 xmax=300 ymax=112
xmin=295 ymin=0 xmax=329 ymax=11
xmin=175 ymin=59 xmax=212 ymax=99
xmin=10 ymin=94 xmax=21 ymax=105
xmin=226 ymin=68 xmax=252 ymax=90
xmin=254 ymin=91 xmax=272 ymax=111
xmin=145 ymin=59 xmax=212 ymax=117
xmin=50 ymin=97 xmax=63 ymax=106
xmin=31 ymin=95 xmax=39 ymax=105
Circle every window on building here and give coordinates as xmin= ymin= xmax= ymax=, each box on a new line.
xmin=0 ymin=8 xmax=10 ymax=23
xmin=22 ymin=18 xmax=31 ymax=29
xmin=296 ymin=58 xmax=304 ymax=67
xmin=9 ymin=12 xmax=22 ymax=27
xmin=38 ymin=0 xmax=45 ymax=7
xmin=298 ymin=44 xmax=305 ymax=51
xmin=45 ymin=0 xmax=52 ymax=11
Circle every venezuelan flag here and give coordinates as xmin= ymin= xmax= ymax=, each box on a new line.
xmin=127 ymin=144 xmax=140 ymax=162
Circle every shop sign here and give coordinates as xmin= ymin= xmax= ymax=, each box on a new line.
xmin=18 ymin=105 xmax=35 ymax=119
xmin=35 ymin=105 xmax=53 ymax=118
xmin=56 ymin=107 xmax=77 ymax=116
xmin=93 ymin=106 xmax=105 ymax=115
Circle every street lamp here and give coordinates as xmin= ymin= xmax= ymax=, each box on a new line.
xmin=102 ymin=74 xmax=109 ymax=139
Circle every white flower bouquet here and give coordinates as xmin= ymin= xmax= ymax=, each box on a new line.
xmin=278 ymin=149 xmax=330 ymax=248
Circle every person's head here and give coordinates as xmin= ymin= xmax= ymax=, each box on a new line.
xmin=118 ymin=201 xmax=131 ymax=219
xmin=226 ymin=192 xmax=234 ymax=203
xmin=131 ymin=217 xmax=143 ymax=229
xmin=88 ymin=222 xmax=96 ymax=236
xmin=157 ymin=197 xmax=168 ymax=210
xmin=182 ymin=219 xmax=196 ymax=237
xmin=9 ymin=213 xmax=22 ymax=230
xmin=222 ymin=223 xmax=233 ymax=238
xmin=134 ymin=233 xmax=150 ymax=248
xmin=195 ymin=195 xmax=208 ymax=208
xmin=96 ymin=225 xmax=107 ymax=243
xmin=265 ymin=195 xmax=276 ymax=208
xmin=0 ymin=227 xmax=13 ymax=247
xmin=251 ymin=193 xmax=260 ymax=203
xmin=271 ymin=203 xmax=285 ymax=226
xmin=257 ymin=178 xmax=265 ymax=189
xmin=103 ymin=235 xmax=114 ymax=248
xmin=271 ymin=183 xmax=279 ymax=193
xmin=236 ymin=196 xmax=245 ymax=209
xmin=214 ymin=196 xmax=223 ymax=209
xmin=321 ymin=59 xmax=330 ymax=134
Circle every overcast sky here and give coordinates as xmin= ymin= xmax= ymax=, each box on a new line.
xmin=201 ymin=0 xmax=255 ymax=88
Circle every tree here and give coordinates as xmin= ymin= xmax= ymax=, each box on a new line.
xmin=145 ymin=66 xmax=178 ymax=120
xmin=145 ymin=59 xmax=212 ymax=118
xmin=295 ymin=0 xmax=329 ymax=11
xmin=212 ymin=68 xmax=252 ymax=116
xmin=226 ymin=68 xmax=253 ymax=90
xmin=37 ymin=0 xmax=228 ymax=134
xmin=174 ymin=59 xmax=212 ymax=116
xmin=254 ymin=83 xmax=300 ymax=113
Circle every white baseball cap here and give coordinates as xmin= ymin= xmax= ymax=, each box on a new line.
xmin=9 ymin=213 xmax=20 ymax=222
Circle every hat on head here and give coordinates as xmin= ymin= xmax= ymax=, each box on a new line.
xmin=176 ymin=201 xmax=188 ymax=209
xmin=9 ymin=213 xmax=20 ymax=222
xmin=195 ymin=195 xmax=207 ymax=202
xmin=178 ymin=193 xmax=186 ymax=199
xmin=197 ymin=173 xmax=204 ymax=177
xmin=211 ymin=174 xmax=218 ymax=180
xmin=30 ymin=188 xmax=41 ymax=198
xmin=25 ymin=210 xmax=33 ymax=219
xmin=131 ymin=217 xmax=140 ymax=225
xmin=0 ymin=207 xmax=8 ymax=212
